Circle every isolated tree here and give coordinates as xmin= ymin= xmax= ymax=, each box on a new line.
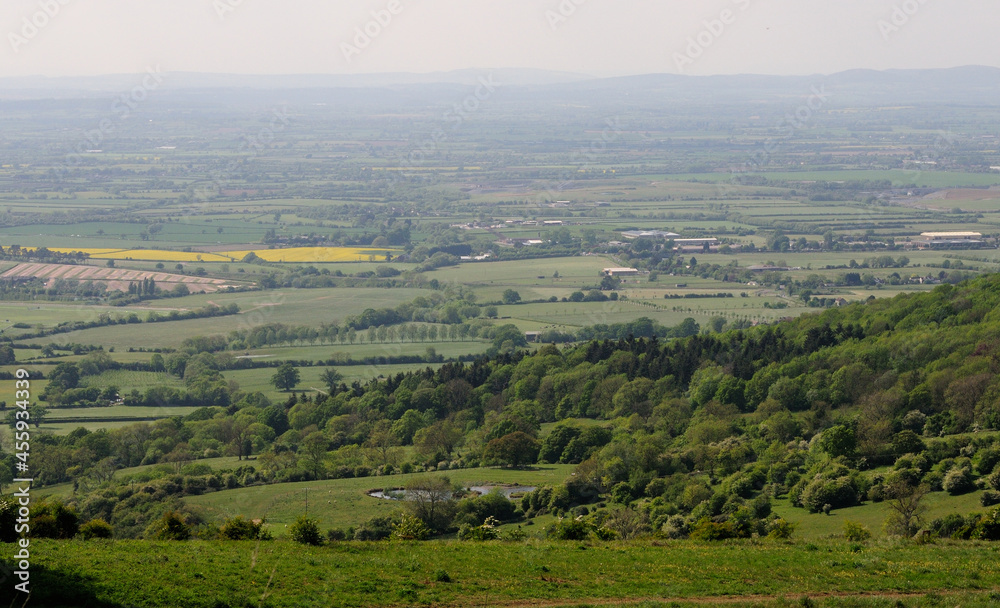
xmin=271 ymin=363 xmax=300 ymax=392
xmin=28 ymin=404 xmax=48 ymax=429
xmin=884 ymin=482 xmax=929 ymax=537
xmin=405 ymin=476 xmax=456 ymax=533
xmin=501 ymin=289 xmax=521 ymax=304
xmin=319 ymin=368 xmax=342 ymax=394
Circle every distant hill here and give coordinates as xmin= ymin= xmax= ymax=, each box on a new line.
xmin=2 ymin=65 xmax=999 ymax=108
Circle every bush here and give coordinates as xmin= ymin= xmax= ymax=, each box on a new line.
xmin=433 ymin=570 xmax=452 ymax=583
xmin=929 ymin=513 xmax=968 ymax=538
xmin=943 ymin=466 xmax=976 ymax=495
xmin=220 ymin=516 xmax=268 ymax=540
xmin=970 ymin=508 xmax=1000 ymax=541
xmin=800 ymin=476 xmax=859 ymax=513
xmin=981 ymin=491 xmax=1000 ymax=507
xmin=326 ymin=528 xmax=347 ymax=541
xmin=767 ymin=518 xmax=796 ymax=539
xmin=146 ymin=511 xmax=191 ymax=541
xmin=391 ymin=513 xmax=430 ymax=541
xmin=547 ymin=517 xmax=592 ymax=540
xmin=79 ymin=518 xmax=114 ymax=540
xmin=289 ymin=515 xmax=322 ymax=545
xmin=988 ymin=466 xmax=1000 ymax=492
xmin=843 ymin=520 xmax=872 ymax=542
xmin=689 ymin=517 xmax=737 ymax=541
xmin=458 ymin=516 xmax=502 ymax=541
xmin=455 ymin=490 xmax=518 ymax=527
xmin=975 ymin=447 xmax=1000 ymax=476
xmin=354 ymin=516 xmax=395 ymax=541
xmin=28 ymin=502 xmax=79 ymax=539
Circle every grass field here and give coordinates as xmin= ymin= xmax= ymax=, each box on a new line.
xmin=222 ymin=363 xmax=437 ymax=399
xmin=17 ymin=538 xmax=1000 ymax=608
xmin=35 ymin=287 xmax=429 ymax=349
xmin=185 ymin=465 xmax=577 ymax=531
xmin=773 ymin=491 xmax=990 ymax=540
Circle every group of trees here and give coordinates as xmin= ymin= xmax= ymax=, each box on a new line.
xmin=13 ymin=273 xmax=1000 ymax=542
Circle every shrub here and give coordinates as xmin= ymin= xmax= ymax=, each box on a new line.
xmin=354 ymin=516 xmax=395 ymax=541
xmin=971 ymin=509 xmax=1000 ymax=540
xmin=146 ymin=511 xmax=191 ymax=540
xmin=943 ymin=466 xmax=976 ymax=495
xmin=289 ymin=515 xmax=322 ymax=545
xmin=326 ymin=528 xmax=347 ymax=541
xmin=843 ymin=520 xmax=872 ymax=542
xmin=661 ymin=515 xmax=689 ymax=539
xmin=455 ymin=490 xmax=518 ymax=527
xmin=988 ymin=466 xmax=1000 ymax=492
xmin=800 ymin=476 xmax=859 ymax=513
xmin=391 ymin=513 xmax=430 ymax=541
xmin=28 ymin=502 xmax=79 ymax=539
xmin=220 ymin=516 xmax=268 ymax=540
xmin=767 ymin=518 xmax=796 ymax=540
xmin=981 ymin=491 xmax=1000 ymax=507
xmin=458 ymin=516 xmax=501 ymax=541
xmin=433 ymin=570 xmax=452 ymax=583
xmin=689 ymin=517 xmax=737 ymax=541
xmin=79 ymin=518 xmax=113 ymax=540
xmin=547 ymin=517 xmax=592 ymax=541
xmin=975 ymin=447 xmax=1000 ymax=476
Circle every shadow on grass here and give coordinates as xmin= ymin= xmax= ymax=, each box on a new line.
xmin=0 ymin=560 xmax=118 ymax=608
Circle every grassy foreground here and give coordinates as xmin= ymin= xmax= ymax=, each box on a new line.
xmin=7 ymin=538 xmax=1000 ymax=608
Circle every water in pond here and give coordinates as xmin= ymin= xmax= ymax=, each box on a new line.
xmin=368 ymin=485 xmax=536 ymax=500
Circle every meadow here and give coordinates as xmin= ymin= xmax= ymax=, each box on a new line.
xmin=15 ymin=538 xmax=1000 ymax=608
xmin=184 ymin=465 xmax=577 ymax=531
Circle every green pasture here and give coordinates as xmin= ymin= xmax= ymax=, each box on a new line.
xmin=223 ymin=363 xmax=438 ymax=399
xmin=20 ymin=538 xmax=1000 ymax=608
xmin=773 ymin=491 xmax=990 ymax=540
xmin=185 ymin=465 xmax=577 ymax=531
xmin=237 ymin=340 xmax=490 ymax=362
xmin=26 ymin=287 xmax=429 ymax=349
xmin=433 ymin=256 xmax=614 ymax=288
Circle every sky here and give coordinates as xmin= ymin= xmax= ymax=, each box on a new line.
xmin=0 ymin=0 xmax=996 ymax=78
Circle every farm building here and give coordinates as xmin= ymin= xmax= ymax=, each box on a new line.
xmin=621 ymin=230 xmax=680 ymax=239
xmin=603 ymin=267 xmax=640 ymax=276
xmin=915 ymin=232 xmax=984 ymax=247
xmin=673 ymin=237 xmax=720 ymax=252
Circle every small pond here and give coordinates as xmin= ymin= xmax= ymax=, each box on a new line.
xmin=368 ymin=485 xmax=536 ymax=501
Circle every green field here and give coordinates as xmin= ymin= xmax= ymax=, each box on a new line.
xmin=773 ymin=491 xmax=990 ymax=541
xmin=17 ymin=538 xmax=1000 ymax=608
xmin=185 ymin=466 xmax=577 ymax=531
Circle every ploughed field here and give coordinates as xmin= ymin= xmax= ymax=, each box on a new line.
xmin=1 ymin=262 xmax=242 ymax=293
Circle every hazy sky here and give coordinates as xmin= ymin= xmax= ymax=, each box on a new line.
xmin=1 ymin=0 xmax=995 ymax=78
